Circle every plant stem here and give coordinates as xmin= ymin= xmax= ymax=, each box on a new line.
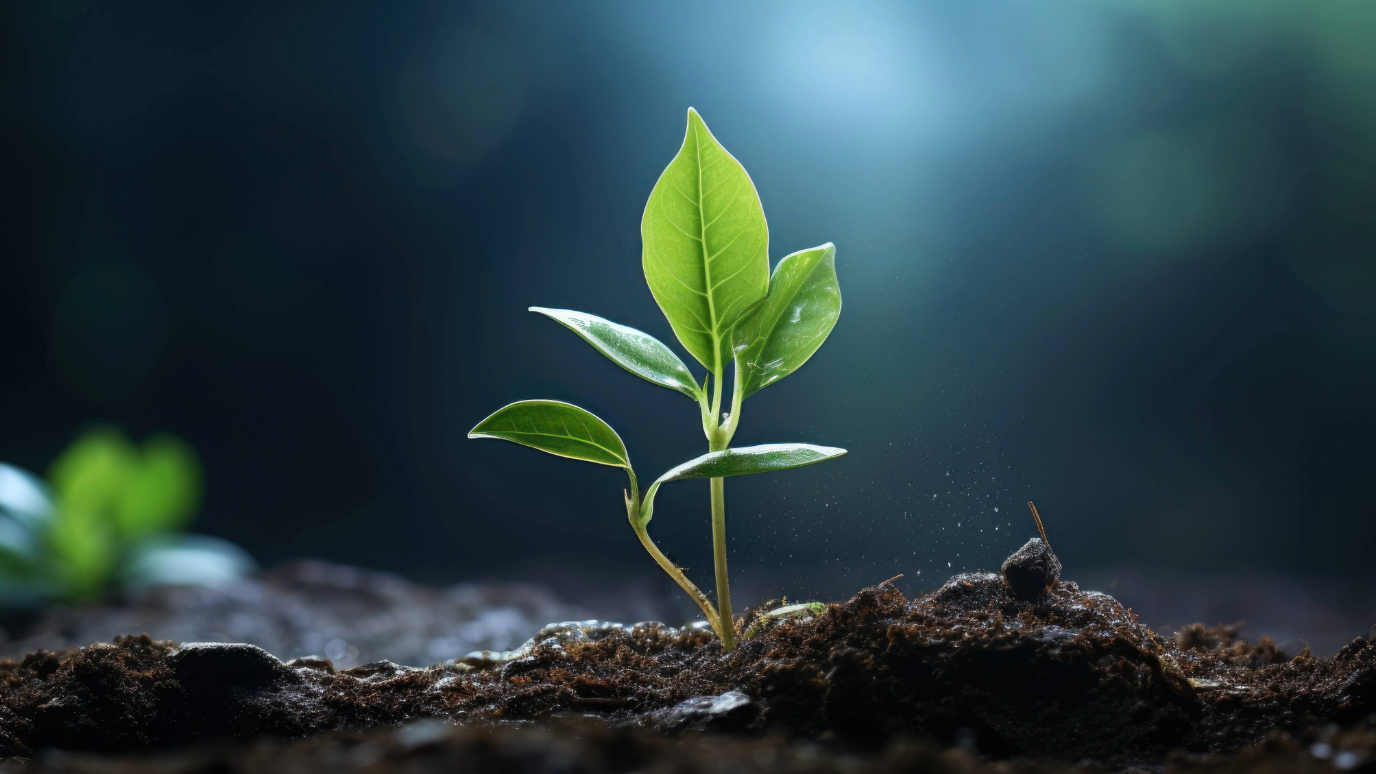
xmin=706 ymin=362 xmax=738 ymax=651
xmin=709 ymin=472 xmax=735 ymax=649
xmin=631 ymin=521 xmax=719 ymax=625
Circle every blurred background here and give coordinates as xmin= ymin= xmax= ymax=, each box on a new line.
xmin=1 ymin=0 xmax=1373 ymax=631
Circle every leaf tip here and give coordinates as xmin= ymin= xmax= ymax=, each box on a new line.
xmin=685 ymin=107 xmax=708 ymax=133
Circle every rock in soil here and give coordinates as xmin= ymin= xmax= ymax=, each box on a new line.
xmin=1000 ymin=537 xmax=1061 ymax=599
xmin=0 ymin=545 xmax=1373 ymax=771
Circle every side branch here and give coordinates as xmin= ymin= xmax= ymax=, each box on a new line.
xmin=631 ymin=522 xmax=720 ymax=626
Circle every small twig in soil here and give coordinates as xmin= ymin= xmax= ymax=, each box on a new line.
xmin=1027 ymin=501 xmax=1050 ymax=549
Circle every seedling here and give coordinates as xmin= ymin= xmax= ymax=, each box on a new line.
xmin=0 ymin=427 xmax=255 ymax=604
xmin=470 ymin=108 xmax=845 ymax=650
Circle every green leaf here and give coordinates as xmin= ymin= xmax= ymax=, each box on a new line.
xmin=48 ymin=427 xmax=138 ymax=515
xmin=114 ymin=435 xmax=202 ymax=539
xmin=642 ymin=108 xmax=770 ymax=373
xmin=732 ymin=243 xmax=841 ymax=399
xmin=469 ymin=400 xmax=630 ymax=468
xmin=638 ymin=443 xmax=846 ymax=525
xmin=529 ymin=307 xmax=701 ymax=400
xmin=46 ymin=502 xmax=118 ymax=602
xmin=119 ymin=533 xmax=256 ymax=588
xmin=656 ymin=443 xmax=846 ymax=483
xmin=0 ymin=513 xmax=40 ymax=578
xmin=0 ymin=462 xmax=54 ymax=531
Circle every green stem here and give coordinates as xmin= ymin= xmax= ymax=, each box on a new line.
xmin=627 ymin=470 xmax=720 ymax=636
xmin=709 ymin=472 xmax=734 ymax=649
xmin=631 ymin=520 xmax=719 ymax=626
xmin=705 ymin=361 xmax=739 ymax=650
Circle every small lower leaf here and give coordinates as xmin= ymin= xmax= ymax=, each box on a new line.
xmin=119 ymin=534 xmax=256 ymax=588
xmin=469 ymin=400 xmax=630 ymax=468
xmin=657 ymin=443 xmax=846 ymax=483
xmin=639 ymin=443 xmax=846 ymax=522
xmin=0 ymin=463 xmax=54 ymax=531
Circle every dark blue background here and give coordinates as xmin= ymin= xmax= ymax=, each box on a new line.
xmin=2 ymin=1 xmax=1373 ymax=597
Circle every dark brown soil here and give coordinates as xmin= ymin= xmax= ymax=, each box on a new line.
xmin=0 ymin=561 xmax=630 ymax=668
xmin=1 ymin=540 xmax=1373 ymax=771
xmin=8 ymin=715 xmax=1374 ymax=774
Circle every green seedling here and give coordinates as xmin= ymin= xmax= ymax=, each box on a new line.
xmin=0 ymin=427 xmax=254 ymax=604
xmin=741 ymin=600 xmax=829 ymax=640
xmin=470 ymin=108 xmax=844 ymax=650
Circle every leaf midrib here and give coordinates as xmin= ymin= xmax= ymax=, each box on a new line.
xmin=692 ymin=118 xmax=723 ymax=372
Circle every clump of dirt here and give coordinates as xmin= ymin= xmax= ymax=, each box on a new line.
xmin=0 ymin=539 xmax=1372 ymax=770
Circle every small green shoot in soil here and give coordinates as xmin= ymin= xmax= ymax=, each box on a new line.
xmin=470 ymin=108 xmax=845 ymax=650
xmin=1 ymin=427 xmax=258 ymax=606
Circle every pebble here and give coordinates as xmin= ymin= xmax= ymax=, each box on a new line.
xmin=1000 ymin=538 xmax=1062 ymax=600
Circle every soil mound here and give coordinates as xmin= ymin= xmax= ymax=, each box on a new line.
xmin=1 ymin=542 xmax=1371 ymax=769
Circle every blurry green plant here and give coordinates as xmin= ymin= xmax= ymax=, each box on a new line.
xmin=0 ymin=428 xmax=254 ymax=605
xmin=470 ymin=108 xmax=844 ymax=650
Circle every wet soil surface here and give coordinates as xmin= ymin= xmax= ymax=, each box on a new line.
xmin=0 ymin=561 xmax=660 ymax=668
xmin=1 ymin=541 xmax=1373 ymax=771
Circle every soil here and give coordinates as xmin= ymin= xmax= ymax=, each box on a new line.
xmin=0 ymin=540 xmax=1373 ymax=772
xmin=0 ymin=561 xmax=655 ymax=668
xmin=9 ymin=715 xmax=1374 ymax=774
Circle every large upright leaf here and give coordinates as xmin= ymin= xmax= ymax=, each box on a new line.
xmin=638 ymin=443 xmax=846 ymax=524
xmin=642 ymin=108 xmax=769 ymax=373
xmin=732 ymin=243 xmax=841 ymax=399
xmin=530 ymin=307 xmax=701 ymax=400
xmin=469 ymin=400 xmax=630 ymax=468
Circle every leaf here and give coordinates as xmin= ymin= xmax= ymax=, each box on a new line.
xmin=0 ymin=463 xmax=55 ymax=531
xmin=0 ymin=513 xmax=40 ymax=577
xmin=638 ymin=443 xmax=846 ymax=525
xmin=642 ymin=108 xmax=770 ymax=373
xmin=469 ymin=400 xmax=630 ymax=468
xmin=119 ymin=533 xmax=256 ymax=588
xmin=530 ymin=307 xmax=701 ymax=400
xmin=732 ymin=243 xmax=841 ymax=399
xmin=656 ymin=443 xmax=847 ymax=483
xmin=114 ymin=435 xmax=203 ymax=539
xmin=46 ymin=502 xmax=118 ymax=602
xmin=48 ymin=427 xmax=137 ymax=515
